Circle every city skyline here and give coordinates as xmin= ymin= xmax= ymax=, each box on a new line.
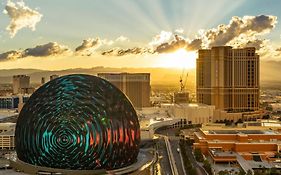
xmin=0 ymin=0 xmax=280 ymax=70
xmin=1 ymin=1 xmax=281 ymax=175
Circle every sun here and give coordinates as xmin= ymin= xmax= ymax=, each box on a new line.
xmin=158 ymin=49 xmax=197 ymax=69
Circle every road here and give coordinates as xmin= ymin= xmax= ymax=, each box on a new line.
xmin=156 ymin=137 xmax=173 ymax=175
xmin=168 ymin=136 xmax=185 ymax=175
xmin=155 ymin=128 xmax=207 ymax=175
xmin=156 ymin=129 xmax=185 ymax=175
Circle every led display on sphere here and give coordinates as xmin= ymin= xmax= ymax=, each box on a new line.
xmin=15 ymin=74 xmax=140 ymax=170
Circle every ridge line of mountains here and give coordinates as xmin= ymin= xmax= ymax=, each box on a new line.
xmin=0 ymin=60 xmax=280 ymax=88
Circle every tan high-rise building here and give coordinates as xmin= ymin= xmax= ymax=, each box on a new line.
xmin=98 ymin=73 xmax=151 ymax=108
xmin=12 ymin=75 xmax=30 ymax=94
xmin=196 ymin=46 xmax=260 ymax=112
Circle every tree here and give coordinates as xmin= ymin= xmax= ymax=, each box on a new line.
xmin=275 ymin=152 xmax=281 ymax=158
xmin=194 ymin=148 xmax=204 ymax=162
xmin=262 ymin=114 xmax=270 ymax=119
xmin=246 ymin=170 xmax=253 ymax=175
xmin=203 ymin=160 xmax=212 ymax=175
xmin=218 ymin=170 xmax=230 ymax=175
xmin=270 ymin=167 xmax=279 ymax=175
xmin=238 ymin=169 xmax=246 ymax=175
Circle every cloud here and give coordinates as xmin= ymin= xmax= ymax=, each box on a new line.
xmin=154 ymin=34 xmax=202 ymax=53
xmin=3 ymin=1 xmax=43 ymax=38
xmin=150 ymin=15 xmax=277 ymax=54
xmin=200 ymin=15 xmax=277 ymax=47
xmin=175 ymin=28 xmax=184 ymax=34
xmin=75 ymin=38 xmax=101 ymax=56
xmin=0 ymin=42 xmax=71 ymax=61
xmin=186 ymin=39 xmax=203 ymax=51
xmin=233 ymin=39 xmax=266 ymax=50
xmin=101 ymin=47 xmax=153 ymax=56
xmin=0 ymin=50 xmax=23 ymax=61
xmin=0 ymin=15 xmax=279 ymax=61
xmin=149 ymin=31 xmax=173 ymax=47
xmin=24 ymin=42 xmax=71 ymax=57
xmin=116 ymin=36 xmax=129 ymax=42
xmin=276 ymin=48 xmax=281 ymax=52
xmin=74 ymin=36 xmax=131 ymax=56
xmin=154 ymin=35 xmax=186 ymax=53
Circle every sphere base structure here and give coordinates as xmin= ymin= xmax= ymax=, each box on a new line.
xmin=10 ymin=150 xmax=154 ymax=175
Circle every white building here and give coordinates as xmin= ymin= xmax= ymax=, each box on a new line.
xmin=169 ymin=103 xmax=215 ymax=124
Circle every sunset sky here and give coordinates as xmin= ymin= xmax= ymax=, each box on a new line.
xmin=0 ymin=0 xmax=281 ymax=70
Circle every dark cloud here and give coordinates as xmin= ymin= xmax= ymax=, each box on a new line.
xmin=0 ymin=50 xmax=23 ymax=61
xmin=24 ymin=42 xmax=71 ymax=57
xmin=0 ymin=42 xmax=71 ymax=61
xmin=241 ymin=39 xmax=265 ymax=50
xmin=186 ymin=39 xmax=203 ymax=51
xmin=201 ymin=15 xmax=277 ymax=47
xmin=231 ymin=39 xmax=266 ymax=50
xmin=154 ymin=35 xmax=202 ymax=53
xmin=276 ymin=48 xmax=281 ymax=52
xmin=102 ymin=47 xmax=153 ymax=56
xmin=75 ymin=38 xmax=101 ymax=56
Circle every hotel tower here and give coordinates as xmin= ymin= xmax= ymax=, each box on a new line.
xmin=196 ymin=46 xmax=260 ymax=112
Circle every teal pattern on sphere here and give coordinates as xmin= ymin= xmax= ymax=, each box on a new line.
xmin=15 ymin=74 xmax=140 ymax=170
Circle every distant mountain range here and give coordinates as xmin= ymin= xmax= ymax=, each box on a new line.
xmin=0 ymin=60 xmax=280 ymax=88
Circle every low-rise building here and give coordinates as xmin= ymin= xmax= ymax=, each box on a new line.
xmin=169 ymin=103 xmax=215 ymax=124
xmin=193 ymin=124 xmax=281 ymax=172
xmin=0 ymin=123 xmax=15 ymax=150
xmin=213 ymin=109 xmax=263 ymax=122
xmin=0 ymin=95 xmax=30 ymax=110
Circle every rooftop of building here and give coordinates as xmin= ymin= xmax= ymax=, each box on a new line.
xmin=0 ymin=122 xmax=16 ymax=127
xmin=0 ymin=111 xmax=18 ymax=120
xmin=244 ymin=119 xmax=281 ymax=127
xmin=207 ymin=130 xmax=278 ymax=135
xmin=210 ymin=149 xmax=236 ymax=157
xmin=0 ymin=94 xmax=31 ymax=98
xmin=201 ymin=121 xmax=281 ymax=132
xmin=199 ymin=46 xmax=256 ymax=50
xmin=174 ymin=103 xmax=215 ymax=108
xmin=98 ymin=72 xmax=150 ymax=75
xmin=13 ymin=75 xmax=29 ymax=78
xmin=0 ymin=130 xmax=15 ymax=136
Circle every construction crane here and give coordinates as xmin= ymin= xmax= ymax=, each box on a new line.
xmin=179 ymin=69 xmax=188 ymax=92
xmin=174 ymin=69 xmax=189 ymax=104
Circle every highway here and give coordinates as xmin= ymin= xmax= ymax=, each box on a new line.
xmin=167 ymin=136 xmax=185 ymax=175
xmin=155 ymin=128 xmax=207 ymax=175
xmin=155 ymin=130 xmax=185 ymax=175
xmin=164 ymin=136 xmax=180 ymax=175
xmin=156 ymin=137 xmax=173 ymax=175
